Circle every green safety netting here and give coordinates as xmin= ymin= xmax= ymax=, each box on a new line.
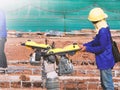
xmin=1 ymin=0 xmax=120 ymax=32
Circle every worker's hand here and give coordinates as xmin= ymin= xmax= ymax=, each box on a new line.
xmin=80 ymin=45 xmax=86 ymax=52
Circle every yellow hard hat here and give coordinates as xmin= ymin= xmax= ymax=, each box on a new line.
xmin=88 ymin=7 xmax=108 ymax=22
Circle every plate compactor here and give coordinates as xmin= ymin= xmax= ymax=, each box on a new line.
xmin=21 ymin=39 xmax=81 ymax=90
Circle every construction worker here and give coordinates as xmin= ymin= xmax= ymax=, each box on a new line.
xmin=80 ymin=7 xmax=115 ymax=90
xmin=0 ymin=9 xmax=7 ymax=72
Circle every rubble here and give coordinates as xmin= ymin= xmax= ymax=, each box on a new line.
xmin=2 ymin=31 xmax=120 ymax=89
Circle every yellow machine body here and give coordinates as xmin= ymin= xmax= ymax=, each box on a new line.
xmin=25 ymin=40 xmax=51 ymax=49
xmin=47 ymin=44 xmax=80 ymax=55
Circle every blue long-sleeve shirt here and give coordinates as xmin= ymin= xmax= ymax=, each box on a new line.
xmin=0 ymin=10 xmax=7 ymax=38
xmin=84 ymin=27 xmax=115 ymax=70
